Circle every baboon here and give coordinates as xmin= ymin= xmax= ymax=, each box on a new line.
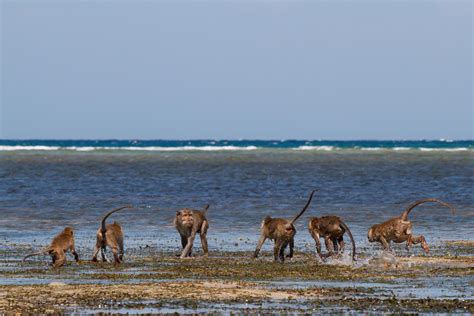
xmin=368 ymin=198 xmax=455 ymax=254
xmin=174 ymin=204 xmax=210 ymax=258
xmin=23 ymin=226 xmax=79 ymax=268
xmin=253 ymin=190 xmax=317 ymax=262
xmin=308 ymin=216 xmax=356 ymax=261
xmin=92 ymin=205 xmax=133 ymax=264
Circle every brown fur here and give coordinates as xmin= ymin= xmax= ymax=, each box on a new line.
xmin=92 ymin=205 xmax=133 ymax=263
xmin=174 ymin=204 xmax=210 ymax=258
xmin=253 ymin=190 xmax=317 ymax=262
xmin=23 ymin=226 xmax=79 ymax=268
xmin=308 ymin=216 xmax=356 ymax=261
xmin=368 ymin=198 xmax=455 ymax=254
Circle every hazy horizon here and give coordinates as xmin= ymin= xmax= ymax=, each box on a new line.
xmin=1 ymin=1 xmax=472 ymax=140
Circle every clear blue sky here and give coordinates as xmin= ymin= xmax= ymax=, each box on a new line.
xmin=1 ymin=0 xmax=472 ymax=140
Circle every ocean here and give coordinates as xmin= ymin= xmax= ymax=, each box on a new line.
xmin=0 ymin=139 xmax=472 ymax=256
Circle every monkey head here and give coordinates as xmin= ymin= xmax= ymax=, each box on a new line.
xmin=176 ymin=209 xmax=194 ymax=228
xmin=63 ymin=226 xmax=74 ymax=236
xmin=367 ymin=225 xmax=378 ymax=242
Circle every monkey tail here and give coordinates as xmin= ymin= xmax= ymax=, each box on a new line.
xmin=290 ymin=189 xmax=318 ymax=224
xmin=100 ymin=205 xmax=133 ymax=240
xmin=202 ymin=204 xmax=210 ymax=215
xmin=400 ymin=198 xmax=455 ymax=221
xmin=339 ymin=221 xmax=356 ymax=261
xmin=22 ymin=249 xmax=50 ymax=262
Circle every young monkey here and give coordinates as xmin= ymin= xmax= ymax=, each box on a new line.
xmin=92 ymin=205 xmax=133 ymax=264
xmin=23 ymin=226 xmax=79 ymax=268
xmin=174 ymin=204 xmax=210 ymax=258
xmin=368 ymin=198 xmax=455 ymax=254
xmin=253 ymin=190 xmax=317 ymax=262
xmin=308 ymin=215 xmax=356 ymax=261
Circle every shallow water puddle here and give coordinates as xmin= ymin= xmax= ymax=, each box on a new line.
xmin=264 ymin=276 xmax=473 ymax=300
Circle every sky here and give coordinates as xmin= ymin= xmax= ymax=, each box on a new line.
xmin=0 ymin=0 xmax=472 ymax=140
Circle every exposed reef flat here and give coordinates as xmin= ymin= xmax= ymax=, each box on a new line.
xmin=1 ymin=243 xmax=472 ymax=314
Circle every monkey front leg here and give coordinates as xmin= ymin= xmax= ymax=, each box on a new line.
xmin=253 ymin=234 xmax=267 ymax=258
xmin=324 ymin=237 xmax=335 ymax=258
xmin=380 ymin=237 xmax=391 ymax=252
xmin=70 ymin=245 xmax=79 ymax=262
xmin=181 ymin=233 xmax=196 ymax=258
xmin=273 ymin=240 xmax=283 ymax=262
xmin=312 ymin=234 xmax=325 ymax=260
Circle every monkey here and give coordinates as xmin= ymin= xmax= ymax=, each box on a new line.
xmin=308 ymin=215 xmax=356 ymax=261
xmin=174 ymin=204 xmax=210 ymax=258
xmin=253 ymin=190 xmax=317 ymax=262
xmin=23 ymin=226 xmax=79 ymax=268
xmin=91 ymin=205 xmax=133 ymax=264
xmin=367 ymin=198 xmax=455 ymax=254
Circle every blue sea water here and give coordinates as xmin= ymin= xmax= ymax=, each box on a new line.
xmin=0 ymin=139 xmax=472 ymax=257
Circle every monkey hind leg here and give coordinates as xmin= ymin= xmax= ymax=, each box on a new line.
xmin=101 ymin=246 xmax=108 ymax=262
xmin=91 ymin=244 xmax=101 ymax=262
xmin=408 ymin=235 xmax=430 ymax=254
xmin=52 ymin=252 xmax=66 ymax=268
xmin=338 ymin=236 xmax=345 ymax=253
xmin=111 ymin=247 xmax=122 ymax=264
xmin=117 ymin=238 xmax=124 ymax=261
xmin=332 ymin=238 xmax=339 ymax=253
xmin=200 ymin=233 xmax=209 ymax=257
xmin=200 ymin=220 xmax=209 ymax=256
xmin=278 ymin=241 xmax=288 ymax=263
xmin=286 ymin=239 xmax=294 ymax=259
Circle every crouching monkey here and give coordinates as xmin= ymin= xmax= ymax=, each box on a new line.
xmin=23 ymin=226 xmax=79 ymax=268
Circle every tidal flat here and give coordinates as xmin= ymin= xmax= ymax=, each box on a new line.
xmin=0 ymin=241 xmax=472 ymax=314
xmin=0 ymin=149 xmax=472 ymax=314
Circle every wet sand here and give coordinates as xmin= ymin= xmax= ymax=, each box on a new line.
xmin=1 ymin=241 xmax=473 ymax=314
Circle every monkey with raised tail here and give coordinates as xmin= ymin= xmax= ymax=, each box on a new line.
xmin=368 ymin=198 xmax=455 ymax=254
xmin=253 ymin=190 xmax=317 ymax=262
xmin=92 ymin=205 xmax=133 ymax=263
